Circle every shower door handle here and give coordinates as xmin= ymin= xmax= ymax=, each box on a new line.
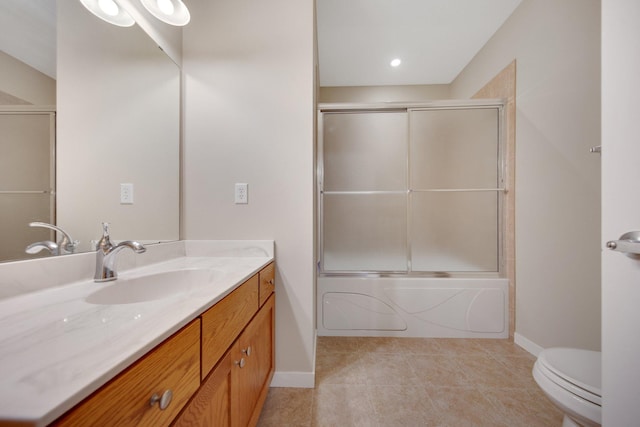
xmin=606 ymin=231 xmax=640 ymax=257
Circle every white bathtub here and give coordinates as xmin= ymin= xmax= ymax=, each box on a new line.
xmin=317 ymin=276 xmax=509 ymax=338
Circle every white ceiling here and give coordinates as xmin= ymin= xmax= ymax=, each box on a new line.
xmin=0 ymin=0 xmax=56 ymax=79
xmin=1 ymin=0 xmax=523 ymax=85
xmin=316 ymin=0 xmax=523 ymax=87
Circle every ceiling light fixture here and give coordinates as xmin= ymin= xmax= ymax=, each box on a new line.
xmin=390 ymin=58 xmax=402 ymax=67
xmin=140 ymin=0 xmax=191 ymax=26
xmin=79 ymin=0 xmax=135 ymax=27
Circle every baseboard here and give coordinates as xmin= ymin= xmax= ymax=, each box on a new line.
xmin=514 ymin=332 xmax=544 ymax=357
xmin=270 ymin=371 xmax=315 ymax=388
xmin=269 ymin=330 xmax=317 ymax=388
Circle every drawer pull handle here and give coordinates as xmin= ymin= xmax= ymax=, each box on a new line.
xmin=149 ymin=389 xmax=173 ymax=410
xmin=235 ymin=357 xmax=246 ymax=368
xmin=242 ymin=346 xmax=252 ymax=356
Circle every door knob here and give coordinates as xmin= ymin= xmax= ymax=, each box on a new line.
xmin=606 ymin=231 xmax=640 ymax=258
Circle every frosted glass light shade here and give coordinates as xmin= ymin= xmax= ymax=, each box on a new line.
xmin=79 ymin=0 xmax=135 ymax=27
xmin=140 ymin=0 xmax=191 ymax=26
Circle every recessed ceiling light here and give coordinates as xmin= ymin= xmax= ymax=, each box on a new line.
xmin=390 ymin=58 xmax=402 ymax=67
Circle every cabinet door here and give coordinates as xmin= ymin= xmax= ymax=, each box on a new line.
xmin=232 ymin=294 xmax=275 ymax=427
xmin=173 ymin=351 xmax=233 ymax=427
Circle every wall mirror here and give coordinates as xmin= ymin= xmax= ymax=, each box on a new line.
xmin=0 ymin=0 xmax=180 ymax=262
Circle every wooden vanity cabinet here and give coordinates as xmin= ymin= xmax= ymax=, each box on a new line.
xmin=54 ymin=320 xmax=201 ymax=427
xmin=175 ymin=265 xmax=275 ymax=427
xmin=47 ymin=262 xmax=275 ymax=427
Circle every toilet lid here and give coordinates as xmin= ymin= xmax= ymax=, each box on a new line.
xmin=538 ymin=347 xmax=601 ymax=398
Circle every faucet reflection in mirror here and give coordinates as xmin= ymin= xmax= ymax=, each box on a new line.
xmin=80 ymin=0 xmax=190 ymax=27
xmin=25 ymin=222 xmax=78 ymax=256
xmin=94 ymin=222 xmax=146 ymax=282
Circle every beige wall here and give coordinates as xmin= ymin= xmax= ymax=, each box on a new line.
xmin=319 ymin=84 xmax=450 ymax=103
xmin=56 ymin=0 xmax=180 ymax=252
xmin=182 ymin=0 xmax=316 ymax=384
xmin=0 ymin=51 xmax=55 ymax=105
xmin=451 ymin=0 xmax=601 ymax=351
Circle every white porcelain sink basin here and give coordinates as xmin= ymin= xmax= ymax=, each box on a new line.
xmin=86 ymin=269 xmax=221 ymax=305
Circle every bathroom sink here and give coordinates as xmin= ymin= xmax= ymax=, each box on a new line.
xmin=85 ymin=269 xmax=221 ymax=305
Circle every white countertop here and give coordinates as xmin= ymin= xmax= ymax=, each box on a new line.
xmin=0 ymin=241 xmax=273 ymax=426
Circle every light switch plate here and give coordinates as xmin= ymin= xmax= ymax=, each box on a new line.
xmin=120 ymin=183 xmax=134 ymax=204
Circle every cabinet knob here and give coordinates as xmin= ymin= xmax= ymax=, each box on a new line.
xmin=235 ymin=357 xmax=246 ymax=368
xmin=267 ymin=279 xmax=274 ymax=285
xmin=242 ymin=346 xmax=252 ymax=356
xmin=149 ymin=389 xmax=173 ymax=410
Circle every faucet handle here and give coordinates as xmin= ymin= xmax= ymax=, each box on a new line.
xmin=97 ymin=222 xmax=113 ymax=250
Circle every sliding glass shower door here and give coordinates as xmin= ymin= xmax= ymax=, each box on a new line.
xmin=409 ymin=108 xmax=500 ymax=272
xmin=319 ymin=102 xmax=504 ymax=275
xmin=321 ymin=111 xmax=408 ymax=272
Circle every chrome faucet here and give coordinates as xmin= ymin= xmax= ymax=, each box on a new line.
xmin=25 ymin=222 xmax=78 ymax=256
xmin=94 ymin=223 xmax=146 ymax=282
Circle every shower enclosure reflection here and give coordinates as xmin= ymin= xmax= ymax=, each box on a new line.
xmin=0 ymin=109 xmax=55 ymax=261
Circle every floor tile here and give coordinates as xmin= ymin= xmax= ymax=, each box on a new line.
xmin=257 ymin=337 xmax=563 ymax=427
xmin=257 ymin=388 xmax=313 ymax=427
xmin=482 ymin=388 xmax=564 ymax=427
xmin=310 ymin=384 xmax=378 ymax=427
xmin=316 ymin=336 xmax=362 ymax=354
xmin=455 ymin=354 xmax=526 ymax=389
xmin=367 ymin=385 xmax=436 ymax=426
xmin=426 ymin=386 xmax=505 ymax=426
xmin=315 ymin=351 xmax=368 ymax=386
xmin=361 ymin=353 xmax=420 ymax=386
xmin=408 ymin=354 xmax=473 ymax=387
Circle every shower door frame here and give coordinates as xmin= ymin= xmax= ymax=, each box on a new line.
xmin=0 ymin=106 xmax=57 ymax=260
xmin=317 ymin=100 xmax=506 ymax=278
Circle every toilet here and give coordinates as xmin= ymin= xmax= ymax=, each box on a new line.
xmin=532 ymin=348 xmax=601 ymax=427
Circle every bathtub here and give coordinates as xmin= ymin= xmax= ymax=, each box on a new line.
xmin=317 ymin=276 xmax=509 ymax=338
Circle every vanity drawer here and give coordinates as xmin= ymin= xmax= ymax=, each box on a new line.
xmin=54 ymin=320 xmax=200 ymax=427
xmin=258 ymin=262 xmax=275 ymax=307
xmin=201 ymin=274 xmax=259 ymax=380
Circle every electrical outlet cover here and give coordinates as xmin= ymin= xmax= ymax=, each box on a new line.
xmin=235 ymin=183 xmax=248 ymax=204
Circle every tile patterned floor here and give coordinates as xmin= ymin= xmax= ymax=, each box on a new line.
xmin=257 ymin=337 xmax=563 ymax=426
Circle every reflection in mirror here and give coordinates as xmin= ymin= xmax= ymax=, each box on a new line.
xmin=0 ymin=0 xmax=180 ymax=262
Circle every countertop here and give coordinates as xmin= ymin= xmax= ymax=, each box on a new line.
xmin=0 ymin=241 xmax=273 ymax=426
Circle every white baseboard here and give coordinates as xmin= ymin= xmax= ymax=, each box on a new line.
xmin=269 ymin=330 xmax=317 ymax=388
xmin=270 ymin=371 xmax=315 ymax=388
xmin=514 ymin=332 xmax=544 ymax=357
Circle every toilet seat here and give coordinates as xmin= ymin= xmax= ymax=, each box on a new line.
xmin=533 ymin=348 xmax=602 ymax=426
xmin=536 ymin=348 xmax=601 ymax=405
